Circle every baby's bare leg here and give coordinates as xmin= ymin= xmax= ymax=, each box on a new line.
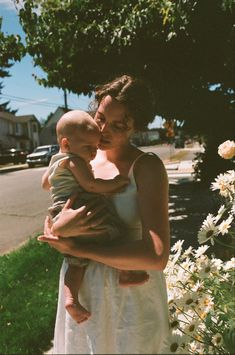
xmin=64 ymin=265 xmax=91 ymax=324
xmin=118 ymin=270 xmax=149 ymax=287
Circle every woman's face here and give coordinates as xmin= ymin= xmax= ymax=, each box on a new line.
xmin=94 ymin=95 xmax=135 ymax=150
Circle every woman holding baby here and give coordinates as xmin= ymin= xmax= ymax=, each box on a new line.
xmin=39 ymin=74 xmax=171 ymax=354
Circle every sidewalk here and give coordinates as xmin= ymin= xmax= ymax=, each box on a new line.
xmin=163 ymin=158 xmax=195 ymax=184
xmin=0 ymin=163 xmax=28 ymax=174
xmin=165 ymin=159 xmax=194 ymax=173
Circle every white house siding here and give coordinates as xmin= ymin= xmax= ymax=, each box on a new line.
xmin=0 ymin=112 xmax=41 ymax=151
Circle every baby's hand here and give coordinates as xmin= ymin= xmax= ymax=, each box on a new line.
xmin=113 ymin=175 xmax=130 ymax=187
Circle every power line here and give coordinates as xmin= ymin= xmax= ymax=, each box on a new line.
xmin=0 ymin=92 xmax=89 ymax=109
xmin=0 ymin=93 xmax=65 ymax=108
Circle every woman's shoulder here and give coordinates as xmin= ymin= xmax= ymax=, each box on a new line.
xmin=134 ymin=151 xmax=165 ymax=171
xmin=133 ymin=151 xmax=168 ymax=185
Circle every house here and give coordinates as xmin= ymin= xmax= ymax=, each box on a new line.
xmin=39 ymin=107 xmax=68 ymax=145
xmin=0 ymin=111 xmax=41 ymax=152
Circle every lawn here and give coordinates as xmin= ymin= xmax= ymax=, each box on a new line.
xmin=0 ymin=238 xmax=62 ymax=355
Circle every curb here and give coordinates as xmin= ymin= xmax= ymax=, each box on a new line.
xmin=0 ymin=164 xmax=29 ymax=174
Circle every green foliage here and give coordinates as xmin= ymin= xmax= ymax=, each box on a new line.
xmin=18 ymin=0 xmax=233 ymax=98
xmin=224 ymin=327 xmax=235 ymax=354
xmin=0 ymin=17 xmax=25 ymax=78
xmin=0 ymin=237 xmax=62 ymax=355
xmin=18 ymin=0 xmax=234 ymax=182
xmin=0 ymin=17 xmax=25 ymax=112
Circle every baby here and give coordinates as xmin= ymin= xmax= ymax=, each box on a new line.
xmin=42 ymin=110 xmax=148 ymax=324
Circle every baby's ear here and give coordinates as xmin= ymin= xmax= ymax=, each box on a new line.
xmin=61 ymin=137 xmax=69 ymax=150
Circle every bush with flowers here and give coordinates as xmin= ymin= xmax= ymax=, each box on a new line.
xmin=164 ymin=140 xmax=235 ymax=354
xmin=198 ymin=140 xmax=235 ymax=255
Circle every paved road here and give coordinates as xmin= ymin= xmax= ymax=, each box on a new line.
xmin=0 ymin=145 xmax=200 ymax=255
xmin=0 ymin=167 xmax=50 ymax=255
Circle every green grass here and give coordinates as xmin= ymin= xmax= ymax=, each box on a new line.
xmin=168 ymin=150 xmax=189 ymax=161
xmin=0 ymin=237 xmax=63 ymax=355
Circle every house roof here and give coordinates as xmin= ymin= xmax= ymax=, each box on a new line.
xmin=42 ymin=106 xmax=70 ymax=128
xmin=0 ymin=111 xmax=41 ymax=126
xmin=16 ymin=114 xmax=41 ymax=125
xmin=0 ymin=111 xmax=15 ymax=121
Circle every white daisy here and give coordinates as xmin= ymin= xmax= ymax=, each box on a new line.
xmin=198 ymin=215 xmax=219 ymax=244
xmin=178 ymin=291 xmax=198 ymax=311
xmin=211 ymin=172 xmax=234 ymax=198
xmin=198 ymin=260 xmax=217 ymax=278
xmin=171 ymin=240 xmax=184 ymax=253
xmin=211 ymin=258 xmax=223 ymax=271
xmin=194 ymin=245 xmax=210 ymax=258
xmin=223 ymin=257 xmax=235 ymax=271
xmin=184 ymin=319 xmax=200 ymax=337
xmin=214 ymin=204 xmax=227 ymax=223
xmin=197 ymin=294 xmax=214 ymax=314
xmin=182 ymin=246 xmax=193 ymax=258
xmin=191 ymin=280 xmax=205 ymax=292
xmin=218 ymin=214 xmax=233 ymax=235
xmin=164 ymin=334 xmax=187 ymax=354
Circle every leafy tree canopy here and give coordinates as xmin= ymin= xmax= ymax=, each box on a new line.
xmin=18 ymin=0 xmax=234 ymax=130
xmin=0 ymin=17 xmax=25 ymax=113
xmin=0 ymin=17 xmax=25 ymax=78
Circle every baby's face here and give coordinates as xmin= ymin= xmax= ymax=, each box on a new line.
xmin=68 ymin=128 xmax=100 ymax=162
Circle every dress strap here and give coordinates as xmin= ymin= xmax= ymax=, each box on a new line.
xmin=128 ymin=152 xmax=156 ymax=177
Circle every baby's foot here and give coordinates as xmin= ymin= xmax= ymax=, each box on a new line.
xmin=119 ymin=270 xmax=149 ymax=287
xmin=65 ymin=299 xmax=91 ymax=324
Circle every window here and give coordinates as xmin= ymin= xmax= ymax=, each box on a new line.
xmin=32 ymin=123 xmax=37 ymax=133
xmin=15 ymin=123 xmax=20 ymax=134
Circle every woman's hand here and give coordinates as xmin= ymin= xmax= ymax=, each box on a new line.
xmin=51 ymin=195 xmax=109 ymax=237
xmin=38 ymin=215 xmax=76 ymax=255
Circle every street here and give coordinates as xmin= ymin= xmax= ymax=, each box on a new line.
xmin=0 ymin=167 xmax=50 ymax=255
xmin=0 ymin=145 xmax=200 ymax=255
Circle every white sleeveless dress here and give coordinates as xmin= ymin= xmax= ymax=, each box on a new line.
xmin=52 ymin=154 xmax=170 ymax=354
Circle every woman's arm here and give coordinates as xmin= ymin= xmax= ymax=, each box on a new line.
xmin=39 ymin=155 xmax=170 ymax=270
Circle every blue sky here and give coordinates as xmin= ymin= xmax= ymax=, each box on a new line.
xmin=0 ymin=0 xmax=162 ymax=127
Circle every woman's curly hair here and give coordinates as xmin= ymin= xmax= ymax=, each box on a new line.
xmin=90 ymin=75 xmax=155 ymax=131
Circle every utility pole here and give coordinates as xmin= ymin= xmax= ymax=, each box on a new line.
xmin=63 ymin=89 xmax=68 ymax=110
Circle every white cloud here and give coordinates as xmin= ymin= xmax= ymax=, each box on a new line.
xmin=0 ymin=0 xmax=24 ymax=11
xmin=0 ymin=0 xmax=16 ymax=10
xmin=18 ymin=98 xmax=48 ymax=108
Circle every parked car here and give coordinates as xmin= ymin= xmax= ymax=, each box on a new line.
xmin=26 ymin=145 xmax=59 ymax=168
xmin=0 ymin=148 xmax=28 ymax=165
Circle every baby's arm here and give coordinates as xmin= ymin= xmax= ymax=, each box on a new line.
xmin=67 ymin=156 xmax=129 ymax=193
xmin=41 ymin=168 xmax=51 ymax=190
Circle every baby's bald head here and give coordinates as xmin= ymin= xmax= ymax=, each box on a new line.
xmin=56 ymin=110 xmax=99 ymax=143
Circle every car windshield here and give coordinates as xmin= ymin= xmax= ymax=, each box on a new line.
xmin=34 ymin=147 xmax=50 ymax=153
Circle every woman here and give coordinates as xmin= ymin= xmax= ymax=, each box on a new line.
xmin=39 ymin=75 xmax=171 ymax=354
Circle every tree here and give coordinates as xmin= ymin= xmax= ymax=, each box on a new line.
xmin=18 ymin=0 xmax=234 ymax=183
xmin=0 ymin=17 xmax=25 ymax=113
